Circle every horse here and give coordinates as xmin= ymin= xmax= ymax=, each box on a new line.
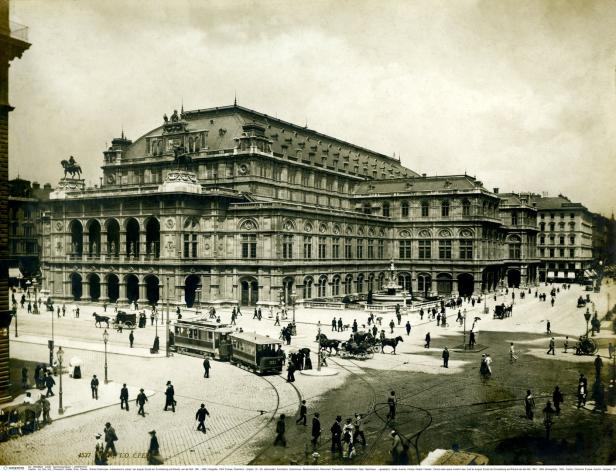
xmin=380 ymin=336 xmax=404 ymax=354
xmin=315 ymin=333 xmax=341 ymax=355
xmin=92 ymin=313 xmax=110 ymax=328
xmin=60 ymin=160 xmax=82 ymax=179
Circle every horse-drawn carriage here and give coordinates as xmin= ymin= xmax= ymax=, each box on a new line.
xmin=577 ymin=296 xmax=587 ymax=308
xmin=0 ymin=402 xmax=43 ymax=441
xmin=493 ymin=304 xmax=512 ymax=319
xmin=114 ymin=311 xmax=137 ymax=331
xmin=575 ymin=335 xmax=598 ymax=355
xmin=340 ymin=331 xmax=378 ymax=360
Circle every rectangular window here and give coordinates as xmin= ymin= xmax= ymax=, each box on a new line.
xmin=401 ymin=203 xmax=409 ymax=217
xmin=459 ymin=240 xmax=473 ymax=260
xmin=419 ymin=240 xmax=431 ymax=259
xmin=569 ymin=236 xmax=575 ymax=245
xmin=344 ymin=238 xmax=352 ymax=259
xmin=439 ymin=240 xmax=452 ymax=259
xmin=559 ymin=248 xmax=565 ymax=257
xmin=509 ymin=244 xmax=521 ymax=259
xmin=540 ymin=236 xmax=545 ymax=245
xmin=332 ymin=237 xmax=340 ymax=259
xmin=421 ymin=202 xmax=429 ymax=217
xmin=367 ymin=239 xmax=374 ymax=259
xmin=318 ymin=237 xmax=327 ymax=259
xmin=377 ymin=240 xmax=384 ymax=259
xmin=559 ymin=236 xmax=565 ymax=245
xmin=511 ymin=213 xmax=518 ymax=226
xmin=241 ymin=234 xmax=257 ymax=259
xmin=303 ymin=236 xmax=312 ymax=259
xmin=184 ymin=234 xmax=197 ymax=258
xmin=540 ymin=248 xmax=545 ymax=257
xmin=570 ymin=248 xmax=575 ymax=258
xmin=356 ymin=239 xmax=364 ymax=259
xmin=282 ymin=235 xmax=293 ymax=259
xmin=399 ymin=240 xmax=411 ymax=259
xmin=549 ymin=248 xmax=555 ymax=258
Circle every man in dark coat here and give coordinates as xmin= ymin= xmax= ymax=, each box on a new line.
xmin=337 ymin=317 xmax=343 ymax=332
xmin=136 ymin=388 xmax=148 ymax=416
xmin=552 ymin=385 xmax=564 ymax=415
xmin=91 ymin=375 xmax=99 ymax=399
xmin=296 ymin=400 xmax=307 ymax=425
xmin=164 ymin=381 xmax=175 ymax=412
xmin=424 ymin=332 xmax=431 ymax=348
xmin=547 ymin=337 xmax=555 ymax=355
xmin=120 ymin=384 xmax=129 ymax=411
xmin=129 ymin=331 xmax=134 ymax=348
xmin=147 ymin=430 xmax=162 ymax=465
xmin=286 ymin=361 xmax=296 ymax=383
xmin=104 ymin=422 xmax=118 ymax=457
xmin=442 ymin=347 xmax=450 ymax=368
xmin=330 ymin=415 xmax=342 ymax=455
xmin=331 ymin=318 xmax=336 ymax=331
xmin=387 ymin=391 xmax=397 ymax=420
xmin=274 ymin=414 xmax=286 ymax=446
xmin=195 ymin=403 xmax=210 ymax=433
xmin=405 ymin=321 xmax=411 ymax=336
xmin=594 ymin=355 xmax=603 ymax=379
xmin=203 ymin=356 xmax=211 ymax=378
xmin=45 ymin=372 xmax=55 ymax=397
xmin=311 ymin=412 xmax=321 ymax=451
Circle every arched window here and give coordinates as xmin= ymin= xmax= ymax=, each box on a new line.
xmin=317 ymin=276 xmax=327 ymax=297
xmin=344 ymin=274 xmax=353 ymax=294
xmin=332 ymin=275 xmax=341 ymax=296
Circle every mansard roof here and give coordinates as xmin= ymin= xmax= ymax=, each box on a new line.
xmin=528 ymin=194 xmax=588 ymax=212
xmin=122 ymin=104 xmax=419 ymax=178
xmin=352 ymin=174 xmax=490 ymax=196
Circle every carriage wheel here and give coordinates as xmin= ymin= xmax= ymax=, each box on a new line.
xmin=125 ymin=321 xmax=133 ymax=328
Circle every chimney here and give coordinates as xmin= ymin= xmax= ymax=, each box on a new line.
xmin=32 ymin=182 xmax=40 ymax=190
xmin=43 ymin=183 xmax=51 ymax=190
xmin=493 ymin=187 xmax=499 ymax=194
xmin=422 ymin=173 xmax=427 ymax=178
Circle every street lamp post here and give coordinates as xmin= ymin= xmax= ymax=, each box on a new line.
xmin=32 ymin=280 xmax=39 ymax=314
xmin=584 ymin=310 xmax=591 ymax=337
xmin=154 ymin=311 xmax=159 ymax=338
xmin=463 ymin=308 xmax=467 ymax=350
xmin=103 ymin=329 xmax=109 ymax=384
xmin=57 ymin=346 xmax=64 ymax=414
xmin=165 ymin=276 xmax=170 ymax=358
xmin=317 ymin=320 xmax=321 ymax=372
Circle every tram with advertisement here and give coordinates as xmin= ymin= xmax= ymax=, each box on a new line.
xmin=229 ymin=332 xmax=285 ymax=374
xmin=171 ymin=319 xmax=234 ymax=360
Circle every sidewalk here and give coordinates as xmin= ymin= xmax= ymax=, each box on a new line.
xmin=12 ymin=334 xmax=167 ymax=358
xmin=3 ymin=376 xmax=156 ymax=421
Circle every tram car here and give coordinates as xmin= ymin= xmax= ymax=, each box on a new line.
xmin=229 ymin=332 xmax=284 ymax=374
xmin=172 ymin=319 xmax=234 ymax=360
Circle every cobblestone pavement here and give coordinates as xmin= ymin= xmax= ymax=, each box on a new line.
xmin=2 ymin=282 xmax=615 ymax=464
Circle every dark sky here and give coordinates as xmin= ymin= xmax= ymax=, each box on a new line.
xmin=9 ymin=0 xmax=616 ymax=215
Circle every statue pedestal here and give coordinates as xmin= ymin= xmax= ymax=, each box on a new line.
xmin=158 ymin=170 xmax=201 ymax=194
xmin=50 ymin=178 xmax=85 ymax=199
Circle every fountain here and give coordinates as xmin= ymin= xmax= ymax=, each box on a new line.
xmin=372 ymin=261 xmax=411 ymax=304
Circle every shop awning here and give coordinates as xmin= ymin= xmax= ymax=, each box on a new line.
xmin=567 ymin=272 xmax=576 ymax=279
xmin=557 ymin=271 xmax=565 ymax=279
xmin=547 ymin=271 xmax=555 ymax=278
xmin=8 ymin=268 xmax=21 ymax=278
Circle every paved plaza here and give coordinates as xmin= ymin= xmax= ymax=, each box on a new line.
xmin=1 ymin=281 xmax=615 ymax=465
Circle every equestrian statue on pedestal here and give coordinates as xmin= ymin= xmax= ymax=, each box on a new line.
xmin=60 ymin=155 xmax=82 ymax=179
xmin=173 ymin=145 xmax=192 ymax=168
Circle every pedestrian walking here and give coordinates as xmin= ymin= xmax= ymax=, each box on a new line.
xmin=390 ymin=430 xmax=404 ymax=465
xmin=353 ymin=413 xmax=366 ymax=449
xmin=164 ymin=381 xmax=176 ymax=412
xmin=45 ymin=372 xmax=55 ymax=397
xmin=469 ymin=330 xmax=476 ymax=349
xmin=551 ymin=297 xmax=555 ymax=307
xmin=424 ymin=332 xmax=431 ymax=348
xmin=564 ymin=336 xmax=569 ymax=353
xmin=609 ymin=342 xmax=614 ymax=359
xmin=195 ymin=403 xmax=210 ymax=433
xmin=436 ymin=313 xmax=441 ymax=326
xmin=386 ymin=391 xmax=397 ymax=421
xmin=405 ymin=321 xmax=411 ymax=336
xmin=27 ymin=302 xmax=32 ymax=314
xmin=389 ymin=319 xmax=395 ymax=334
xmin=442 ymin=347 xmax=449 ymax=368
xmin=552 ymin=386 xmax=564 ymax=415
xmin=342 ymin=418 xmax=355 ymax=459
xmin=257 ymin=307 xmax=262 ymax=320
xmin=330 ymin=415 xmax=343 ymax=456
xmin=203 ymin=356 xmax=211 ymax=378
xmin=147 ymin=430 xmax=163 ymax=465
xmin=311 ymin=413 xmax=321 ymax=451
xmin=295 ymin=399 xmax=308 ymax=426
xmin=331 ymin=318 xmax=336 ymax=331
xmin=286 ymin=361 xmax=296 ymax=383
xmin=136 ymin=388 xmax=148 ymax=416
xmin=547 ymin=337 xmax=555 ymax=355
xmin=104 ymin=422 xmax=118 ymax=457
xmin=273 ymin=414 xmax=286 ymax=447
xmin=273 ymin=313 xmax=279 ymax=326
xmin=546 ymin=320 xmax=551 ymax=334
xmin=120 ymin=384 xmax=129 ymax=411
xmin=509 ymin=342 xmax=518 ymax=363
xmin=337 ymin=317 xmax=343 ymax=332
xmin=524 ymin=390 xmax=535 ymax=419
xmin=76 ymin=307 xmax=80 ymax=318
xmin=91 ymin=375 xmax=99 ymax=400
xmin=419 ymin=308 xmax=424 ymax=320
xmin=129 ymin=331 xmax=134 ymax=348
xmin=57 ymin=306 xmax=60 ymax=318
xmin=485 ymin=354 xmax=493 ymax=375
xmin=40 ymin=394 xmax=51 ymax=424
xmin=352 ymin=319 xmax=358 ymax=333
xmin=396 ymin=311 xmax=402 ymax=326
xmin=95 ymin=433 xmax=107 ymax=465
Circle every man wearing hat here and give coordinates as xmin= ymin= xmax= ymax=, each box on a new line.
xmin=147 ymin=430 xmax=162 ymax=465
xmin=273 ymin=414 xmax=286 ymax=447
xmin=330 ymin=415 xmax=342 ymax=456
xmin=136 ymin=388 xmax=148 ymax=417
xmin=120 ymin=384 xmax=129 ymax=411
xmin=311 ymin=412 xmax=321 ymax=451
xmin=40 ymin=394 xmax=51 ymax=424
xmin=103 ymin=422 xmax=118 ymax=457
xmin=164 ymin=381 xmax=175 ymax=412
xmin=195 ymin=403 xmax=210 ymax=433
xmin=94 ymin=433 xmax=107 ymax=465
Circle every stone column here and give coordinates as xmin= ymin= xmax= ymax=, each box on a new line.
xmin=119 ymin=230 xmax=127 ymax=262
xmin=101 ymin=228 xmax=108 ymax=261
xmin=82 ymin=277 xmax=91 ymax=302
xmin=138 ymin=282 xmax=147 ymax=305
xmin=99 ymin=281 xmax=109 ymax=303
xmin=117 ymin=278 xmax=128 ymax=305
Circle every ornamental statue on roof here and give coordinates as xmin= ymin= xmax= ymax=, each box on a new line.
xmin=170 ymin=109 xmax=180 ymax=122
xmin=60 ymin=155 xmax=82 ymax=179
